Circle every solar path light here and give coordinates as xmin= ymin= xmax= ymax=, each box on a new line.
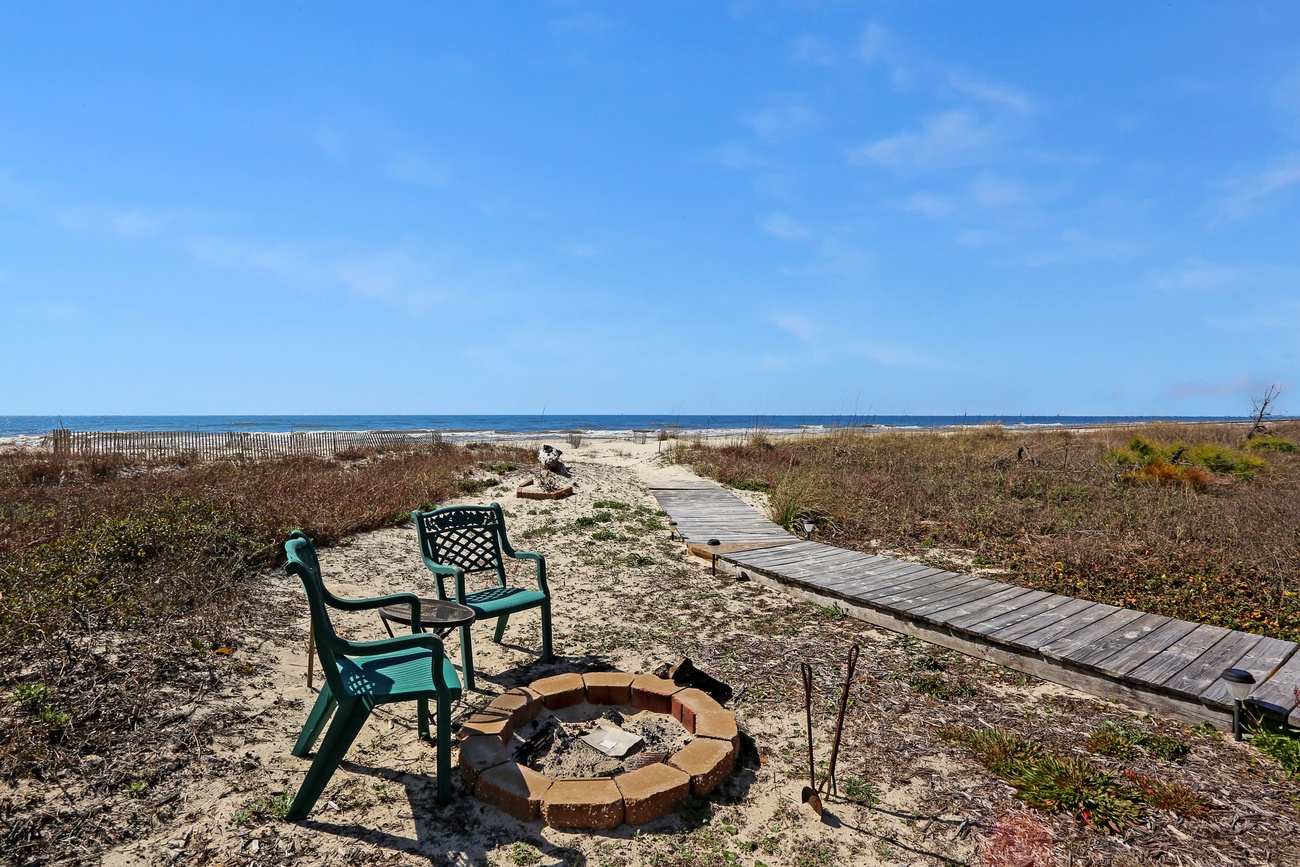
xmin=707 ymin=538 xmax=721 ymax=575
xmin=1220 ymin=668 xmax=1257 ymax=741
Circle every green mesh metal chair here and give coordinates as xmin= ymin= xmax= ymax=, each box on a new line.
xmin=411 ymin=503 xmax=553 ymax=690
xmin=284 ymin=531 xmax=461 ymax=820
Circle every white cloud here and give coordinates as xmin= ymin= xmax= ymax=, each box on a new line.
xmin=1217 ymin=152 xmax=1300 ymax=220
xmin=701 ymin=142 xmax=771 ymax=171
xmin=771 ymin=311 xmax=817 ymax=344
xmin=858 ymin=20 xmax=1033 ymax=115
xmin=557 ymin=241 xmax=600 ymax=258
xmin=769 ymin=312 xmax=832 ymax=361
xmin=746 ymin=103 xmax=816 ymax=144
xmin=901 ymin=193 xmax=956 ymax=219
xmin=969 ymin=173 xmax=1028 ymax=209
xmin=52 ymin=205 xmax=169 ymax=239
xmin=188 ymin=236 xmax=455 ymax=311
xmin=859 ymin=23 xmax=888 ymax=64
xmin=849 ymin=110 xmax=998 ymax=171
xmin=948 ymin=74 xmax=1034 ymax=115
xmin=760 ymin=213 xmax=811 ymax=240
xmin=1151 ymin=258 xmax=1244 ymax=292
xmin=855 ymin=341 xmax=937 ymax=369
xmin=791 ymin=35 xmax=834 ymax=66
xmin=1167 ymin=375 xmax=1274 ymax=399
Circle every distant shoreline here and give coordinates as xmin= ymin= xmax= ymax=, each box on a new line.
xmin=0 ymin=416 xmax=1270 ymax=454
xmin=0 ymin=413 xmax=1254 ymax=440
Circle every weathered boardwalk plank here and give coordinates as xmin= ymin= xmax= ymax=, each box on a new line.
xmin=652 ymin=481 xmax=1298 ymax=727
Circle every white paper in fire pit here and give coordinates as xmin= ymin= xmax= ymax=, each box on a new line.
xmin=580 ymin=724 xmax=643 ymax=758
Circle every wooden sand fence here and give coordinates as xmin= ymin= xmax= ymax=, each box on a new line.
xmin=48 ymin=428 xmax=443 ymax=461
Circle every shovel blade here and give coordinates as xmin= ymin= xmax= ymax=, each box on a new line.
xmin=801 ymin=786 xmax=823 ymax=816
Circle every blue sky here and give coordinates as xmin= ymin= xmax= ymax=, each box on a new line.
xmin=2 ymin=3 xmax=1298 ymax=416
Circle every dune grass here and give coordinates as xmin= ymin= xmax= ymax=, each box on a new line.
xmin=0 ymin=443 xmax=527 ymax=861
xmin=675 ymin=421 xmax=1300 ymax=641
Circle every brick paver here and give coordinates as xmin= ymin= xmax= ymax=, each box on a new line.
xmin=542 ymin=778 xmax=625 ymax=829
xmin=583 ymin=671 xmax=635 ymax=705
xmin=615 ymin=762 xmax=690 ymax=825
xmin=530 ymin=673 xmax=587 ymax=710
xmin=668 ymin=737 xmax=735 ymax=797
xmin=475 ymin=762 xmax=552 ymax=822
xmin=630 ymin=674 xmax=683 ymax=714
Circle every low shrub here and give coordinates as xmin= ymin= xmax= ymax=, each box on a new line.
xmin=1184 ymin=444 xmax=1265 ymax=480
xmin=942 ymin=725 xmax=1165 ymax=833
xmin=1244 ymin=434 xmax=1297 ymax=453
xmin=1246 ymin=721 xmax=1300 ymax=777
xmin=1109 ymin=437 xmax=1265 ymax=481
xmin=1123 ymin=770 xmax=1210 ymax=818
xmin=1087 ymin=720 xmax=1189 ymax=762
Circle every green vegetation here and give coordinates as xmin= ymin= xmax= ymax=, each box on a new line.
xmin=230 ymin=791 xmax=293 ymax=826
xmin=1087 ymin=719 xmax=1190 ymax=762
xmin=506 ymin=842 xmax=542 ymax=866
xmin=940 ymin=724 xmax=1207 ymax=831
xmin=678 ymin=422 xmax=1300 ymax=640
xmin=1247 ymin=721 xmax=1300 ymax=778
xmin=908 ymin=673 xmax=978 ymax=701
xmin=0 ymin=443 xmax=524 ymax=862
xmin=1245 ymin=434 xmax=1297 ymax=453
xmin=1106 ymin=436 xmax=1266 ymax=483
xmin=840 ymin=776 xmax=878 ymax=804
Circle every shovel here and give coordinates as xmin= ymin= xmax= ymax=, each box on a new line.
xmin=819 ymin=643 xmax=860 ymax=799
xmin=799 ymin=662 xmax=823 ymax=816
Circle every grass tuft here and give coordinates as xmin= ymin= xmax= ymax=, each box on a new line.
xmin=1246 ymin=721 xmax=1300 ymax=777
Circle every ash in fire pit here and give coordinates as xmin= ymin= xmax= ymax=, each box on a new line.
xmin=510 ymin=705 xmax=692 ymax=779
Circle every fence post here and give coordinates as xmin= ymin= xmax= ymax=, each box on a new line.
xmin=52 ymin=428 xmax=71 ymax=458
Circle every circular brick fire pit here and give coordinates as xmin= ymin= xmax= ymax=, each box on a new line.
xmin=457 ymin=672 xmax=740 ymax=829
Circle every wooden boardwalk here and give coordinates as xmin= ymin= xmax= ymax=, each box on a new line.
xmin=650 ymin=480 xmax=1299 ymax=728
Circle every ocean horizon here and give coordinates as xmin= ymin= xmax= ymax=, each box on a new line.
xmin=0 ymin=414 xmax=1251 ymax=439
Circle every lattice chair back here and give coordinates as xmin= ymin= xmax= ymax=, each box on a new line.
xmin=284 ymin=531 xmax=347 ymax=698
xmin=416 ymin=504 xmax=508 ymax=586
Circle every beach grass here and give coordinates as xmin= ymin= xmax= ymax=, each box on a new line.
xmin=0 ymin=443 xmax=528 ymax=860
xmin=675 ymin=420 xmax=1300 ymax=641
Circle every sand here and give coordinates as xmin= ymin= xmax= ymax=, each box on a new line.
xmin=95 ymin=440 xmax=1098 ymax=866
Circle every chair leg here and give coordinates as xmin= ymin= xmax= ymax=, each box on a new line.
xmin=540 ymin=601 xmax=554 ymax=663
xmin=437 ymin=691 xmax=453 ymax=804
xmin=492 ymin=614 xmax=509 ymax=643
xmin=292 ymin=682 xmax=336 ymax=758
xmin=286 ymin=698 xmax=372 ymax=821
xmin=459 ymin=622 xmax=476 ymax=691
xmin=417 ymin=697 xmax=430 ymax=741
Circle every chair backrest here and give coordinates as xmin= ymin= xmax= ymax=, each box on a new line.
xmin=413 ymin=503 xmax=509 ymax=586
xmin=284 ymin=531 xmax=347 ymax=697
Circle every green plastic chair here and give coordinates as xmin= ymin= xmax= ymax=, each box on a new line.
xmin=411 ymin=503 xmax=553 ymax=690
xmin=284 ymin=531 xmax=462 ymax=820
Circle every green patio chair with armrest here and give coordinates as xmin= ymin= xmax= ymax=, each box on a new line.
xmin=284 ymin=530 xmax=461 ymax=820
xmin=411 ymin=503 xmax=553 ymax=690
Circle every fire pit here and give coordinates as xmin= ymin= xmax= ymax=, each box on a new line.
xmin=457 ymin=672 xmax=740 ymax=828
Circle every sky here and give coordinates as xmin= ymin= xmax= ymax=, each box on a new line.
xmin=1 ymin=2 xmax=1298 ymax=417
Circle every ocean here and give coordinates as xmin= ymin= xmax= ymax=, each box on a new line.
xmin=0 ymin=414 xmax=1246 ymax=440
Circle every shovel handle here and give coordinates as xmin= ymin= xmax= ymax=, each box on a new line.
xmin=800 ymin=662 xmax=815 ymax=789
xmin=821 ymin=643 xmax=860 ymax=797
